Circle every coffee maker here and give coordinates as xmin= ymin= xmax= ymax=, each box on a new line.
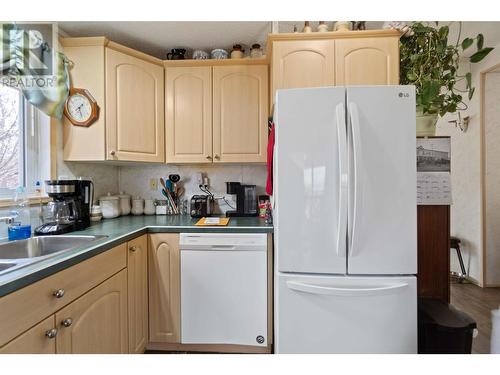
xmin=35 ymin=179 xmax=93 ymax=235
xmin=225 ymin=182 xmax=258 ymax=217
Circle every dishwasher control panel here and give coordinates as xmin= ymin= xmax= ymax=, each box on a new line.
xmin=180 ymin=233 xmax=267 ymax=251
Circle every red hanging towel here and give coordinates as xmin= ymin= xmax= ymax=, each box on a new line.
xmin=266 ymin=122 xmax=275 ymax=196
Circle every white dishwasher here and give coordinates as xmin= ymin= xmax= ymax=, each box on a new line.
xmin=180 ymin=233 xmax=268 ymax=347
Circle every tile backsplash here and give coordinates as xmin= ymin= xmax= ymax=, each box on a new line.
xmin=117 ymin=164 xmax=268 ymax=214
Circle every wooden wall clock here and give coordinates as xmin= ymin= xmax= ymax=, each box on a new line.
xmin=64 ymin=88 xmax=99 ymax=127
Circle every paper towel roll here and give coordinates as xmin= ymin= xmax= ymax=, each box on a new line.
xmin=491 ymin=308 xmax=500 ymax=353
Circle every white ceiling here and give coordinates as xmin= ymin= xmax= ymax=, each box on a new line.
xmin=58 ymin=21 xmax=500 ymax=59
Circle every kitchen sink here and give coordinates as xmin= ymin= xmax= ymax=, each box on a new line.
xmin=0 ymin=235 xmax=108 ymax=277
xmin=0 ymin=235 xmax=107 ymax=261
xmin=0 ymin=263 xmax=15 ymax=273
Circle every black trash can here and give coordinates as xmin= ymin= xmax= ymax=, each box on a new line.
xmin=418 ymin=298 xmax=477 ymax=354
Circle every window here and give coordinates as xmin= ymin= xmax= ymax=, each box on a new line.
xmin=0 ymin=83 xmax=50 ymax=199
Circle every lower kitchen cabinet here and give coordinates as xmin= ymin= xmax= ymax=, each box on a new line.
xmin=127 ymin=235 xmax=149 ymax=353
xmin=55 ymin=270 xmax=128 ymax=354
xmin=148 ymin=233 xmax=181 ymax=343
xmin=0 ymin=316 xmax=57 ymax=354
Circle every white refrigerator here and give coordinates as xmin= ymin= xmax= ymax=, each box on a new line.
xmin=273 ymin=86 xmax=417 ymax=354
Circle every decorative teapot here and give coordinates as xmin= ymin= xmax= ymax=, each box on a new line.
xmin=166 ymin=48 xmax=186 ymax=60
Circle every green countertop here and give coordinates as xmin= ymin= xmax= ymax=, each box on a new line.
xmin=0 ymin=215 xmax=273 ymax=297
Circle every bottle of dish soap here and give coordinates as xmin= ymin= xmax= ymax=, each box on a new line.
xmin=8 ymin=187 xmax=32 ymax=241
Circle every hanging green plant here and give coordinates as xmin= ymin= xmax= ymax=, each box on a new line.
xmin=400 ymin=22 xmax=494 ymax=119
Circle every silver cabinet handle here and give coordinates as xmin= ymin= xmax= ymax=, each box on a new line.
xmin=214 ymin=154 xmax=220 ymax=160
xmin=45 ymin=328 xmax=58 ymax=339
xmin=61 ymin=318 xmax=73 ymax=327
xmin=53 ymin=289 xmax=65 ymax=299
xmin=129 ymin=246 xmax=138 ymax=252
xmin=110 ymin=150 xmax=116 ymax=156
xmin=206 ymin=155 xmax=212 ymax=160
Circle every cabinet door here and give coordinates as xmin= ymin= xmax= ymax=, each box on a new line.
xmin=335 ymin=37 xmax=399 ymax=85
xmin=148 ymin=233 xmax=180 ymax=343
xmin=271 ymin=40 xmax=335 ymax=104
xmin=0 ymin=316 xmax=56 ymax=354
xmin=56 ymin=270 xmax=128 ymax=354
xmin=213 ymin=65 xmax=268 ymax=163
xmin=106 ymin=48 xmax=165 ymax=162
xmin=165 ymin=67 xmax=213 ymax=163
xmin=63 ymin=45 xmax=106 ymax=161
xmin=127 ymin=235 xmax=148 ymax=354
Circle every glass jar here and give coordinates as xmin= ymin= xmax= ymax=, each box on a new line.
xmin=250 ymin=44 xmax=263 ymax=58
xmin=231 ymin=44 xmax=244 ymax=59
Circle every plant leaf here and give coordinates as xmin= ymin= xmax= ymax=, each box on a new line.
xmin=468 ymin=87 xmax=475 ymax=100
xmin=477 ymin=34 xmax=484 ymax=50
xmin=421 ymin=80 xmax=441 ymax=105
xmin=465 ymin=72 xmax=472 ymax=89
xmin=462 ymin=38 xmax=473 ymax=50
xmin=470 ymin=47 xmax=494 ymax=63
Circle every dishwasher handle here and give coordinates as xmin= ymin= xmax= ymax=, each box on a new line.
xmin=210 ymin=245 xmax=236 ymax=251
xmin=180 ymin=244 xmax=265 ymax=251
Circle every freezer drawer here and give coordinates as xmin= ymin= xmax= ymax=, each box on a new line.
xmin=276 ymin=273 xmax=417 ymax=353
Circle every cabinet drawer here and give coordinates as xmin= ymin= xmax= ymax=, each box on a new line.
xmin=0 ymin=244 xmax=127 ymax=346
xmin=0 ymin=315 xmax=56 ymax=354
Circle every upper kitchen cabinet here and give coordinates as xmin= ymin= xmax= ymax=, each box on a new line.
xmin=213 ymin=65 xmax=268 ymax=163
xmin=164 ymin=59 xmax=269 ymax=164
xmin=335 ymin=36 xmax=399 ymax=85
xmin=61 ymin=37 xmax=165 ymax=162
xmin=106 ymin=49 xmax=164 ymax=162
xmin=271 ymin=39 xmax=335 ymax=102
xmin=165 ymin=67 xmax=213 ymax=163
xmin=269 ymin=30 xmax=401 ymax=105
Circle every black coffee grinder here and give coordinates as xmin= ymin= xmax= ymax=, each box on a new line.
xmin=35 ymin=179 xmax=93 ymax=235
xmin=225 ymin=182 xmax=258 ymax=217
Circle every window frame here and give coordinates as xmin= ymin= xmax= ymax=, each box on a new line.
xmin=0 ymin=84 xmax=52 ymax=202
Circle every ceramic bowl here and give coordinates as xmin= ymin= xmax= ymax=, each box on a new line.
xmin=211 ymin=49 xmax=229 ymax=59
xmin=192 ymin=50 xmax=209 ymax=60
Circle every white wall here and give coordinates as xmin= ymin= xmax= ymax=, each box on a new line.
xmin=484 ymin=72 xmax=500 ymax=286
xmin=117 ymin=164 xmax=267 ymax=214
xmin=436 ymin=42 xmax=500 ymax=285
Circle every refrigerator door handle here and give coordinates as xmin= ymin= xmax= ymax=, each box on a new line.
xmin=286 ymin=280 xmax=409 ymax=297
xmin=347 ymin=101 xmax=360 ymax=257
xmin=335 ymin=102 xmax=348 ymax=258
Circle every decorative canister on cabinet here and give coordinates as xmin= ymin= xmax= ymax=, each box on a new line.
xmin=302 ymin=21 xmax=312 ymax=33
xmin=317 ymin=21 xmax=329 ymax=32
xmin=250 ymin=44 xmax=263 ymax=58
xmin=334 ymin=21 xmax=351 ymax=32
xmin=231 ymin=44 xmax=244 ymax=59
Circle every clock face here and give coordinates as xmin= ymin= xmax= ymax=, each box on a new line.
xmin=67 ymin=93 xmax=92 ymax=122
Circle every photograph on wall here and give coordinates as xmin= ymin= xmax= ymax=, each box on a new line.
xmin=416 ymin=137 xmax=451 ymax=172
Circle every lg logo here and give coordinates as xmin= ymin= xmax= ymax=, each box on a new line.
xmin=398 ymin=92 xmax=410 ymax=98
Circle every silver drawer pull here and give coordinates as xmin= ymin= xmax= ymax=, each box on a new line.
xmin=53 ymin=289 xmax=65 ymax=298
xmin=129 ymin=246 xmax=138 ymax=252
xmin=45 ymin=329 xmax=58 ymax=339
xmin=61 ymin=318 xmax=73 ymax=327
